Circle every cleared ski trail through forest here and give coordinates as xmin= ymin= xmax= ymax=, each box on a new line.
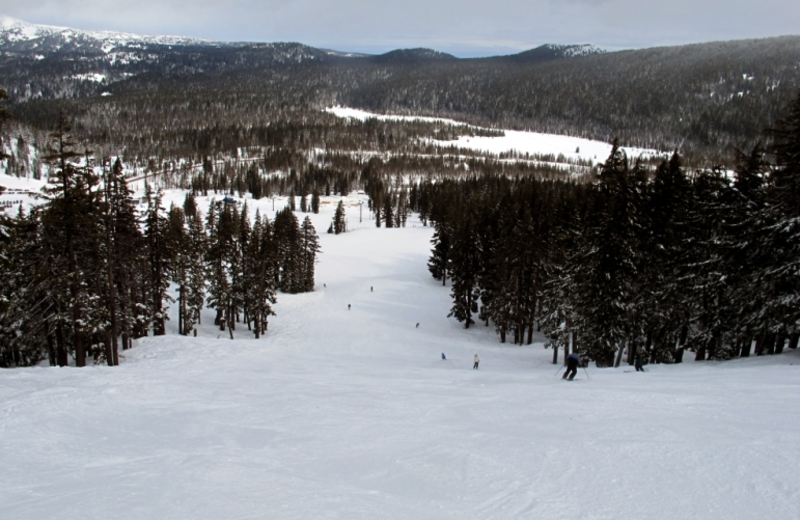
xmin=1 ymin=202 xmax=798 ymax=520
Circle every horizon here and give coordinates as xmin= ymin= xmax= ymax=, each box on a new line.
xmin=1 ymin=0 xmax=799 ymax=58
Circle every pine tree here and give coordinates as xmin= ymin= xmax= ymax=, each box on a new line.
xmin=447 ymin=211 xmax=480 ymax=328
xmin=382 ymin=193 xmax=394 ymax=228
xmin=184 ymin=212 xmax=207 ymax=334
xmin=428 ymin=219 xmax=452 ymax=286
xmin=144 ymin=190 xmax=173 ymax=336
xmin=167 ymin=204 xmax=189 ymax=335
xmin=332 ymin=200 xmax=346 ymax=234
xmin=757 ymin=90 xmax=800 ymax=346
xmin=572 ymin=142 xmax=640 ymax=366
xmin=40 ymin=112 xmax=102 ymax=366
xmin=245 ymin=212 xmax=277 ymax=337
xmin=274 ymin=207 xmax=302 ymax=293
xmin=300 ymin=216 xmax=321 ymax=292
xmin=311 ymin=187 xmax=320 ymax=214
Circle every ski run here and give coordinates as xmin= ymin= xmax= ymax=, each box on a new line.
xmin=0 ymin=192 xmax=798 ymax=520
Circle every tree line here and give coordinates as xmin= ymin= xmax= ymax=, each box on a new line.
xmin=0 ymin=115 xmax=320 ymax=367
xmin=422 ymin=90 xmax=800 ymax=366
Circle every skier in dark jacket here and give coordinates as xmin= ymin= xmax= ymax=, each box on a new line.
xmin=563 ymin=353 xmax=581 ymax=380
xmin=634 ymin=353 xmax=645 ymax=372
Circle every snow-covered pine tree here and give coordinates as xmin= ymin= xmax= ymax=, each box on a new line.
xmin=757 ymin=90 xmax=800 ymax=350
xmin=144 ymin=189 xmax=174 ymax=336
xmin=274 ymin=207 xmax=302 ymax=293
xmin=184 ymin=211 xmax=207 ymax=334
xmin=167 ymin=204 xmax=189 ymax=336
xmin=300 ymin=216 xmax=321 ymax=293
xmin=571 ymin=141 xmax=640 ymax=366
xmin=382 ymin=192 xmax=394 ymax=228
xmin=447 ymin=210 xmax=480 ymax=328
xmin=333 ymin=200 xmax=346 ymax=234
xmin=41 ymin=112 xmax=103 ymax=366
xmin=428 ymin=219 xmax=452 ymax=286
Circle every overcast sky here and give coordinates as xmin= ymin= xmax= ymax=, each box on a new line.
xmin=2 ymin=0 xmax=799 ymax=57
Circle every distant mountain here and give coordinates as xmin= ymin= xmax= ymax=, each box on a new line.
xmin=499 ymin=43 xmax=605 ymax=63
xmin=0 ymin=15 xmax=217 ymax=54
xmin=4 ymin=16 xmax=800 ymax=162
xmin=369 ymin=48 xmax=457 ymax=64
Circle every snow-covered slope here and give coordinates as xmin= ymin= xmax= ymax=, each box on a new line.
xmin=327 ymin=106 xmax=664 ymax=165
xmin=0 ymin=195 xmax=797 ymax=520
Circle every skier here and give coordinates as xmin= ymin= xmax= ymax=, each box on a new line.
xmin=371 ymin=286 xmax=373 ymax=292
xmin=563 ymin=352 xmax=581 ymax=380
xmin=441 ymin=353 xmax=446 ymax=360
xmin=416 ymin=323 xmax=419 ymax=328
xmin=634 ymin=352 xmax=645 ymax=372
xmin=473 ymin=354 xmax=480 ymax=370
xmin=348 ymin=304 xmax=351 ymax=310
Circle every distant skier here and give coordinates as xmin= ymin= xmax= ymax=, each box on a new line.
xmin=563 ymin=352 xmax=581 ymax=380
xmin=473 ymin=354 xmax=480 ymax=370
xmin=348 ymin=304 xmax=351 ymax=310
xmin=634 ymin=353 xmax=645 ymax=372
xmin=416 ymin=323 xmax=419 ymax=328
xmin=371 ymin=286 xmax=373 ymax=292
xmin=441 ymin=353 xmax=446 ymax=360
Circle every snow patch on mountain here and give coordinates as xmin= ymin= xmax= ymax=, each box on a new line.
xmin=0 ymin=15 xmax=214 ymax=52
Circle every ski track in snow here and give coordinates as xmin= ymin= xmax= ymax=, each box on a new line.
xmin=1 ymin=198 xmax=798 ymax=520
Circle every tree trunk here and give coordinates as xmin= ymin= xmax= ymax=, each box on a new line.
xmin=627 ymin=340 xmax=637 ymax=365
xmin=764 ymin=333 xmax=776 ymax=355
xmin=614 ymin=341 xmax=625 ymax=368
xmin=46 ymin=333 xmax=56 ymax=366
xmin=789 ymin=333 xmax=799 ymax=349
xmin=694 ymin=345 xmax=706 ymax=361
xmin=572 ymin=331 xmax=578 ymax=357
xmin=739 ymin=338 xmax=751 ymax=357
xmin=552 ymin=344 xmax=558 ymax=365
xmin=56 ymin=323 xmax=67 ymax=366
xmin=754 ymin=333 xmax=764 ymax=356
xmin=775 ymin=331 xmax=786 ymax=354
xmin=179 ymin=283 xmax=186 ymax=335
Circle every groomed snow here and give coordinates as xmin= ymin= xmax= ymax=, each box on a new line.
xmin=326 ymin=106 xmax=665 ymax=165
xmin=1 ymin=198 xmax=798 ymax=520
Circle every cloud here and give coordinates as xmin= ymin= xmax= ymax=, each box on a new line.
xmin=1 ymin=0 xmax=799 ymax=56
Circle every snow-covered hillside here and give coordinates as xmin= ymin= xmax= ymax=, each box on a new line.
xmin=0 ymin=196 xmax=797 ymax=520
xmin=0 ymin=15 xmax=214 ymax=52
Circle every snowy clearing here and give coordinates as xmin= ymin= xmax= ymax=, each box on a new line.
xmin=1 ymin=201 xmax=798 ymax=520
xmin=326 ymin=106 xmax=666 ymax=165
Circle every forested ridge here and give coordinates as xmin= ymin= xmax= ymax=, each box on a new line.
xmin=2 ymin=32 xmax=800 ymax=165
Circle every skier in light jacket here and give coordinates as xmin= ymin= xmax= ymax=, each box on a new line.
xmin=473 ymin=354 xmax=480 ymax=370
